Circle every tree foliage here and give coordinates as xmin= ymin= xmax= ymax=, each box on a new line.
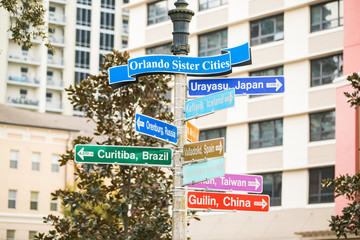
xmin=36 ymin=50 xmax=174 ymax=240
xmin=344 ymin=72 xmax=360 ymax=108
xmin=1 ymin=0 xmax=53 ymax=52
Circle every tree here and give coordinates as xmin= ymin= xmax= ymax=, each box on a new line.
xmin=321 ymin=72 xmax=360 ymax=239
xmin=1 ymin=0 xmax=53 ymax=51
xmin=36 ymin=50 xmax=174 ymax=240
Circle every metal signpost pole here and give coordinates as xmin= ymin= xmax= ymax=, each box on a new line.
xmin=168 ymin=1 xmax=194 ymax=239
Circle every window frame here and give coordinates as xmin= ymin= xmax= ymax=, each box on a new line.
xmin=198 ymin=28 xmax=228 ymax=57
xmin=250 ymin=14 xmax=284 ymax=46
xmin=199 ymin=127 xmax=226 ymax=152
xmin=249 ymin=118 xmax=283 ymax=149
xmin=199 ymin=0 xmax=228 ymax=11
xmin=310 ymin=54 xmax=343 ymax=87
xmin=147 ymin=0 xmax=170 ymax=26
xmin=259 ymin=172 xmax=282 ymax=206
xmin=6 ymin=229 xmax=15 ymax=240
xmin=100 ymin=32 xmax=114 ymax=51
xmin=100 ymin=12 xmax=115 ymax=30
xmin=76 ymin=8 xmax=91 ymax=26
xmin=310 ymin=110 xmax=335 ymax=142
xmin=30 ymin=191 xmax=39 ymax=210
xmin=310 ymin=0 xmax=343 ymax=32
xmin=9 ymin=150 xmax=19 ymax=169
xmin=32 ymin=152 xmax=40 ymax=171
xmin=75 ymin=50 xmax=90 ymax=69
xmin=146 ymin=42 xmax=172 ymax=55
xmin=8 ymin=190 xmax=17 ymax=209
xmin=309 ymin=166 xmax=335 ymax=204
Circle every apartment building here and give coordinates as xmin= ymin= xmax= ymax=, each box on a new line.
xmin=125 ymin=0 xmax=347 ymax=239
xmin=0 ymin=104 xmax=95 ymax=240
xmin=0 ymin=0 xmax=129 ymax=116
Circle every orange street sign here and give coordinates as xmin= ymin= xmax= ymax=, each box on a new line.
xmin=187 ymin=121 xmax=199 ymax=143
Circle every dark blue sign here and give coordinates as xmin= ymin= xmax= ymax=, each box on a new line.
xmin=109 ymin=43 xmax=251 ymax=89
xmin=185 ymin=88 xmax=235 ymax=120
xmin=135 ymin=113 xmax=177 ymax=145
xmin=188 ymin=77 xmax=284 ymax=96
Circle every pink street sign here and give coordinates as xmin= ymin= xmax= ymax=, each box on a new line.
xmin=188 ymin=174 xmax=263 ymax=193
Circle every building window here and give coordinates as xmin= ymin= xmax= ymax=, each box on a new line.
xmin=199 ymin=0 xmax=228 ymax=11
xmin=52 ymin=154 xmax=60 ymax=173
xmin=146 ymin=43 xmax=172 ymax=55
xmin=101 ymin=0 xmax=115 ymax=9
xmin=6 ymin=230 xmax=15 ymax=240
xmin=260 ymin=172 xmax=282 ymax=206
xmin=20 ymin=89 xmax=27 ymax=99
xmin=76 ymin=29 xmax=91 ymax=47
xmin=100 ymin=12 xmax=115 ymax=30
xmin=75 ymin=71 xmax=89 ymax=84
xmin=100 ymin=33 xmax=114 ymax=51
xmin=8 ymin=190 xmax=17 ymax=209
xmin=75 ymin=50 xmax=90 ymax=69
xmin=199 ymin=28 xmax=227 ymax=57
xmin=311 ymin=54 xmax=343 ymax=87
xmin=122 ymin=39 xmax=128 ymax=48
xmin=249 ymin=66 xmax=284 ymax=98
xmin=249 ymin=119 xmax=283 ymax=149
xmin=199 ymin=127 xmax=226 ymax=151
xmin=29 ymin=231 xmax=37 ymax=240
xmin=32 ymin=152 xmax=40 ymax=171
xmin=310 ymin=110 xmax=335 ymax=142
xmin=250 ymin=14 xmax=284 ymax=46
xmin=30 ymin=191 xmax=39 ymax=210
xmin=46 ymin=92 xmax=52 ymax=103
xmin=311 ymin=0 xmax=343 ymax=32
xmin=10 ymin=150 xmax=19 ymax=169
xmin=76 ymin=8 xmax=91 ymax=26
xmin=309 ymin=166 xmax=334 ymax=204
xmin=77 ymin=0 xmax=91 ymax=5
xmin=147 ymin=0 xmax=169 ymax=25
xmin=50 ymin=198 xmax=58 ymax=211
xmin=122 ymin=19 xmax=129 ymax=35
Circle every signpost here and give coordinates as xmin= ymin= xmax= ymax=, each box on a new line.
xmin=186 ymin=121 xmax=199 ymax=143
xmin=182 ymin=157 xmax=225 ymax=186
xmin=188 ymin=76 xmax=284 ymax=96
xmin=183 ymin=138 xmax=224 ymax=162
xmin=187 ymin=191 xmax=269 ymax=212
xmin=185 ymin=88 xmax=235 ymax=119
xmin=74 ymin=145 xmax=172 ymax=167
xmin=188 ymin=174 xmax=263 ymax=193
xmin=135 ymin=113 xmax=178 ymax=145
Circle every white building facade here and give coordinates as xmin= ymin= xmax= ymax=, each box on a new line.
xmin=126 ymin=0 xmax=343 ymax=239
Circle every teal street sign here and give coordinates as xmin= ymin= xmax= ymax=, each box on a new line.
xmin=108 ymin=43 xmax=251 ymax=89
xmin=75 ymin=145 xmax=172 ymax=167
xmin=185 ymin=88 xmax=235 ymax=120
xmin=182 ymin=157 xmax=225 ymax=186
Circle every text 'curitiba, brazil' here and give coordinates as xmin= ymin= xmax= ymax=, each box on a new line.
xmin=108 ymin=43 xmax=251 ymax=89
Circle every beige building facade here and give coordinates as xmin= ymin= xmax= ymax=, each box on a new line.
xmin=125 ymin=0 xmax=344 ymax=239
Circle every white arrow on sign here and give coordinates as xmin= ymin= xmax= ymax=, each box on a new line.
xmin=254 ymin=199 xmax=268 ymax=209
xmin=225 ymin=91 xmax=233 ymax=104
xmin=136 ymin=117 xmax=144 ymax=129
xmin=266 ymin=79 xmax=282 ymax=91
xmin=215 ymin=141 xmax=223 ymax=155
xmin=248 ymin=178 xmax=261 ymax=190
xmin=77 ymin=147 xmax=94 ymax=160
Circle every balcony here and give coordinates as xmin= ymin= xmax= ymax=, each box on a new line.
xmin=47 ymin=56 xmax=64 ymax=69
xmin=47 ymin=78 xmax=63 ymax=90
xmin=122 ymin=25 xmax=129 ymax=36
xmin=8 ymin=52 xmax=41 ymax=65
xmin=49 ymin=13 xmax=66 ymax=25
xmin=7 ymin=96 xmax=39 ymax=109
xmin=48 ymin=35 xmax=65 ymax=47
xmin=50 ymin=0 xmax=66 ymax=4
xmin=8 ymin=32 xmax=41 ymax=44
xmin=122 ymin=8 xmax=129 ymax=16
xmin=7 ymin=75 xmax=40 ymax=87
xmin=46 ymin=101 xmax=63 ymax=112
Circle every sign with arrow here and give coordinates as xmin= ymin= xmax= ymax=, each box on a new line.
xmin=188 ymin=174 xmax=263 ymax=193
xmin=187 ymin=191 xmax=269 ymax=212
xmin=183 ymin=157 xmax=225 ymax=186
xmin=185 ymin=88 xmax=235 ymax=120
xmin=183 ymin=138 xmax=224 ymax=162
xmin=135 ymin=113 xmax=177 ymax=145
xmin=75 ymin=145 xmax=172 ymax=167
xmin=188 ymin=76 xmax=284 ymax=96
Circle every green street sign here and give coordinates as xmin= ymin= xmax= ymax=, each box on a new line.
xmin=75 ymin=145 xmax=172 ymax=167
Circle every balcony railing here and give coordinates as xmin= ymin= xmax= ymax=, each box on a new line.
xmin=122 ymin=25 xmax=129 ymax=36
xmin=48 ymin=35 xmax=65 ymax=46
xmin=49 ymin=13 xmax=66 ymax=25
xmin=50 ymin=0 xmax=66 ymax=4
xmin=8 ymin=52 xmax=41 ymax=65
xmin=8 ymin=75 xmax=40 ymax=86
xmin=7 ymin=96 xmax=39 ymax=107
xmin=46 ymin=101 xmax=63 ymax=111
xmin=48 ymin=57 xmax=64 ymax=67
xmin=47 ymin=78 xmax=63 ymax=88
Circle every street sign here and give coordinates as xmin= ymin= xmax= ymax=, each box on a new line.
xmin=185 ymin=88 xmax=235 ymax=120
xmin=187 ymin=191 xmax=269 ymax=212
xmin=135 ymin=113 xmax=177 ymax=145
xmin=75 ymin=145 xmax=172 ymax=167
xmin=188 ymin=76 xmax=284 ymax=96
xmin=183 ymin=138 xmax=224 ymax=162
xmin=188 ymin=174 xmax=263 ymax=193
xmin=187 ymin=121 xmax=199 ymax=143
xmin=182 ymin=157 xmax=225 ymax=186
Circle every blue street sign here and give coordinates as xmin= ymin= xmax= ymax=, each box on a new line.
xmin=188 ymin=76 xmax=284 ymax=96
xmin=185 ymin=88 xmax=235 ymax=120
xmin=135 ymin=113 xmax=178 ymax=145
xmin=183 ymin=157 xmax=225 ymax=186
xmin=108 ymin=43 xmax=252 ymax=89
